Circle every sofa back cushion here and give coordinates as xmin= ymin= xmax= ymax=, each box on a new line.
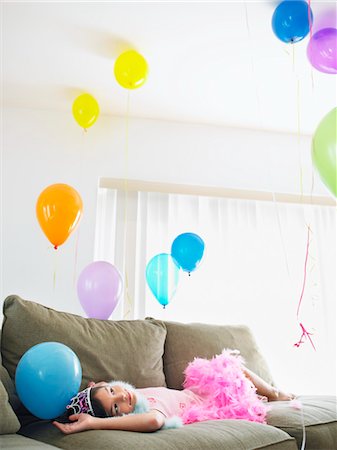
xmin=1 ymin=296 xmax=167 ymax=393
xmin=0 ymin=333 xmax=20 ymax=411
xmin=0 ymin=379 xmax=21 ymax=434
xmin=161 ymin=320 xmax=274 ymax=390
xmin=0 ymin=344 xmax=20 ymax=434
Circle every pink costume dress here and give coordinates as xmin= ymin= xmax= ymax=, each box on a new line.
xmin=136 ymin=387 xmax=203 ymax=419
xmin=138 ymin=349 xmax=268 ymax=425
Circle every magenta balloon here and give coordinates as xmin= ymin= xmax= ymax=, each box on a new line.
xmin=307 ymin=28 xmax=337 ymax=74
xmin=77 ymin=261 xmax=123 ymax=319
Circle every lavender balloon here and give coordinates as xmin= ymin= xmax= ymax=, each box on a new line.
xmin=77 ymin=261 xmax=123 ymax=319
xmin=307 ymin=28 xmax=337 ymax=74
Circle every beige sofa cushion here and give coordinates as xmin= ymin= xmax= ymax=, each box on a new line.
xmin=0 ymin=333 xmax=21 ymax=434
xmin=20 ymin=417 xmax=298 ymax=450
xmin=0 ymin=338 xmax=20 ymax=411
xmin=267 ymin=395 xmax=337 ymax=450
xmin=159 ymin=319 xmax=274 ymax=390
xmin=0 ymin=379 xmax=20 ymax=434
xmin=0 ymin=434 xmax=61 ymax=449
xmin=1 ymin=295 xmax=167 ymax=391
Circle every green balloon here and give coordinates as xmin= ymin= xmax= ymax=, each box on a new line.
xmin=312 ymin=107 xmax=337 ymax=198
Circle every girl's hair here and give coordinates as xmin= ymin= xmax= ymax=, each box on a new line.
xmin=89 ymin=386 xmax=110 ymax=418
xmin=65 ymin=386 xmax=110 ymax=419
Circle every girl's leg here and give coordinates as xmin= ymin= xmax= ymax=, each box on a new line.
xmin=243 ymin=367 xmax=295 ymax=401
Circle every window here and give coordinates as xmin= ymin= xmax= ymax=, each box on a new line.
xmin=94 ymin=179 xmax=336 ymax=395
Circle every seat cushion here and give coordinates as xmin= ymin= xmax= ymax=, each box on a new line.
xmin=0 ymin=434 xmax=60 ymax=449
xmin=267 ymin=395 xmax=337 ymax=450
xmin=1 ymin=295 xmax=167 ymax=392
xmin=158 ymin=319 xmax=274 ymax=390
xmin=20 ymin=418 xmax=297 ymax=450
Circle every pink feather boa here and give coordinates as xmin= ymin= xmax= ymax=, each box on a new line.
xmin=181 ymin=349 xmax=268 ymax=424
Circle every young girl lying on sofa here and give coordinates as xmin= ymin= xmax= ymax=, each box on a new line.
xmin=53 ymin=349 xmax=295 ymax=435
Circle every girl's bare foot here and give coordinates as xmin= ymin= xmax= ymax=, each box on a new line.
xmin=268 ymin=387 xmax=296 ymax=401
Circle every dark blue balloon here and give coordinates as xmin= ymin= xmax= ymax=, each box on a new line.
xmin=15 ymin=342 xmax=82 ymax=419
xmin=272 ymin=1 xmax=313 ymax=44
xmin=171 ymin=232 xmax=205 ymax=273
xmin=146 ymin=253 xmax=180 ymax=307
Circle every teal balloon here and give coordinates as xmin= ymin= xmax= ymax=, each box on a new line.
xmin=171 ymin=232 xmax=205 ymax=273
xmin=146 ymin=253 xmax=180 ymax=307
xmin=15 ymin=342 xmax=82 ymax=419
xmin=312 ymin=107 xmax=337 ymax=198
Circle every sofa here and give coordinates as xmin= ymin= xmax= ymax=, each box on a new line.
xmin=0 ymin=295 xmax=336 ymax=450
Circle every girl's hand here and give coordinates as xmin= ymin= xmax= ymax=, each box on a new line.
xmin=53 ymin=410 xmax=165 ymax=433
xmin=53 ymin=413 xmax=95 ymax=435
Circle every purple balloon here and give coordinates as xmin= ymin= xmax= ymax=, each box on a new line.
xmin=77 ymin=261 xmax=123 ymax=319
xmin=307 ymin=28 xmax=337 ymax=74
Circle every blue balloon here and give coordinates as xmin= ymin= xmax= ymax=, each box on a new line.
xmin=146 ymin=253 xmax=180 ymax=307
xmin=15 ymin=342 xmax=82 ymax=419
xmin=272 ymin=1 xmax=313 ymax=44
xmin=171 ymin=232 xmax=205 ymax=273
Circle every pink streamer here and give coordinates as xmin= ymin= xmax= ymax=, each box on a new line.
xmin=294 ymin=226 xmax=316 ymax=351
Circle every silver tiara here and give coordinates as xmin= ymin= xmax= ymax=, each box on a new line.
xmin=66 ymin=387 xmax=94 ymax=416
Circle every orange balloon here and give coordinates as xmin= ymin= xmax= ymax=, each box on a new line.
xmin=36 ymin=184 xmax=83 ymax=249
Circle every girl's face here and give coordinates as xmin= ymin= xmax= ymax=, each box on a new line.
xmin=93 ymin=382 xmax=136 ymax=417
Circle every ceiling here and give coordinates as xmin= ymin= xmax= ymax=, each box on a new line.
xmin=2 ymin=1 xmax=336 ymax=135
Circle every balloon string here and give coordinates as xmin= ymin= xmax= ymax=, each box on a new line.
xmin=124 ymin=90 xmax=130 ymax=207
xmin=53 ymin=248 xmax=59 ymax=291
xmin=272 ymin=196 xmax=315 ymax=352
xmin=122 ymin=90 xmax=133 ymax=319
xmin=310 ymin=168 xmax=315 ymax=203
xmin=123 ymin=272 xmax=132 ymax=319
xmin=296 ymin=78 xmax=303 ymax=197
xmin=296 ymin=225 xmax=310 ymax=319
xmin=78 ymin=125 xmax=87 ymax=190
xmin=299 ymin=402 xmax=306 ymax=450
xmin=73 ymin=228 xmax=80 ymax=287
xmin=244 ymin=1 xmax=262 ymax=129
xmin=294 ymin=225 xmax=316 ymax=351
xmin=290 ymin=399 xmax=306 ymax=450
xmin=295 ymin=65 xmax=315 ymax=351
xmin=308 ymin=0 xmax=313 ymax=40
xmin=306 ymin=0 xmax=315 ymax=102
xmin=272 ymin=192 xmax=291 ymax=277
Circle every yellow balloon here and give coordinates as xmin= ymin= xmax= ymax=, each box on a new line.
xmin=114 ymin=50 xmax=148 ymax=90
xmin=72 ymin=93 xmax=99 ymax=129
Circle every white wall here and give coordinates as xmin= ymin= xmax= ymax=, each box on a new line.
xmin=1 ymin=107 xmax=328 ymax=318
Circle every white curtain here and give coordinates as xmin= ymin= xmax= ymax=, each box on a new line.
xmin=94 ymin=187 xmax=336 ymax=396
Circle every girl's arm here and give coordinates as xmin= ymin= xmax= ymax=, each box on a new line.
xmin=53 ymin=410 xmax=165 ymax=434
